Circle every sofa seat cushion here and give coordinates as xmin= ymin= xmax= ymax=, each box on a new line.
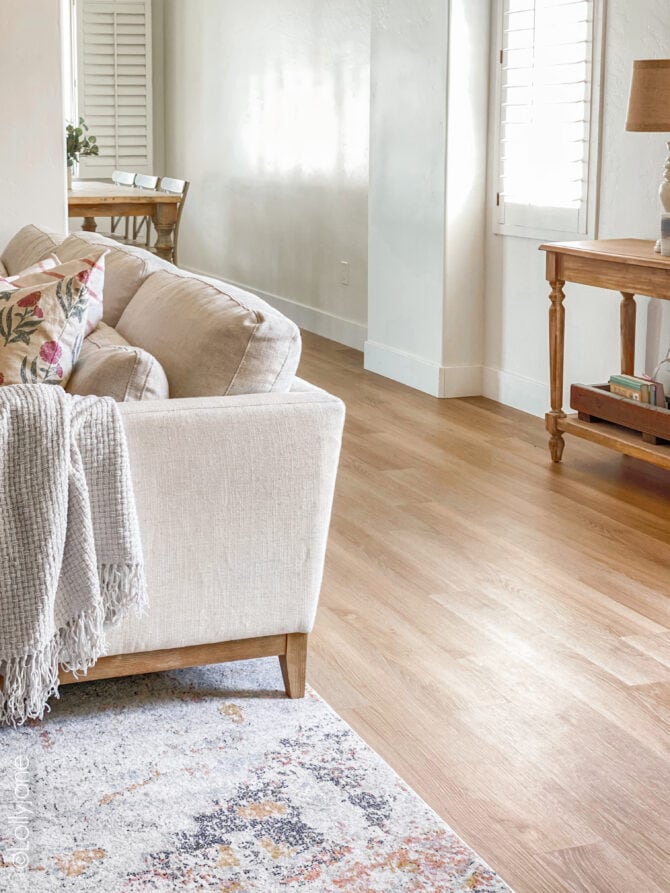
xmin=67 ymin=322 xmax=169 ymax=402
xmin=0 ymin=254 xmax=103 ymax=386
xmin=57 ymin=231 xmax=173 ymax=327
xmin=116 ymin=270 xmax=301 ymax=397
xmin=1 ymin=225 xmax=65 ymax=276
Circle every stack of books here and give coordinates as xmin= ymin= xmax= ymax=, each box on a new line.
xmin=609 ymin=374 xmax=668 ymax=407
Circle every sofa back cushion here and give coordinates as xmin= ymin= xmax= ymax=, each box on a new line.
xmin=67 ymin=322 xmax=169 ymax=402
xmin=116 ymin=270 xmax=301 ymax=397
xmin=1 ymin=225 xmax=65 ymax=276
xmin=57 ymin=231 xmax=172 ymax=327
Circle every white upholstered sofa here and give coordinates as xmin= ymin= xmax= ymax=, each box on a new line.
xmin=0 ymin=225 xmax=345 ymax=698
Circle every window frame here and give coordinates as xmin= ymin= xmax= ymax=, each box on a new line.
xmin=491 ymin=0 xmax=606 ymax=242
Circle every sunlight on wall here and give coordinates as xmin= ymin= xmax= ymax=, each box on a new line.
xmin=162 ymin=0 xmax=371 ymax=330
xmin=242 ymin=57 xmax=368 ymax=180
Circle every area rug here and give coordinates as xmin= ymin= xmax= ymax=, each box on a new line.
xmin=0 ymin=658 xmax=512 ymax=892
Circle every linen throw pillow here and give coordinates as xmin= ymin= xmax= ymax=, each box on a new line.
xmin=67 ymin=322 xmax=169 ymax=402
xmin=0 ymin=256 xmax=102 ymax=387
xmin=116 ymin=270 xmax=301 ymax=397
xmin=3 ymin=251 xmax=107 ymax=335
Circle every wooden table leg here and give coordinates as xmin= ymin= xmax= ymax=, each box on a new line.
xmin=152 ymin=204 xmax=176 ymax=262
xmin=620 ymin=292 xmax=636 ymax=376
xmin=82 ymin=217 xmax=97 ymax=232
xmin=547 ymin=278 xmax=566 ymax=462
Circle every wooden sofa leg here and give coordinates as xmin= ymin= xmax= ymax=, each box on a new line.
xmin=279 ymin=633 xmax=308 ymax=699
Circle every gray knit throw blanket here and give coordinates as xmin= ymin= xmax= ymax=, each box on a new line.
xmin=0 ymin=385 xmax=146 ymax=725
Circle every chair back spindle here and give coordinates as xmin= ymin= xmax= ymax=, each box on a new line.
xmin=132 ymin=174 xmax=160 ymax=242
xmin=110 ymin=170 xmax=137 ymax=237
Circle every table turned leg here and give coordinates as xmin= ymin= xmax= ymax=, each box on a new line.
xmin=620 ymin=292 xmax=636 ymax=376
xmin=82 ymin=217 xmax=97 ymax=233
xmin=152 ymin=204 xmax=176 ymax=263
xmin=547 ymin=279 xmax=566 ymax=463
xmin=153 ymin=224 xmax=174 ymax=262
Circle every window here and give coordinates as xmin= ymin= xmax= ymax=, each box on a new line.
xmin=75 ymin=0 xmax=153 ymax=178
xmin=493 ymin=0 xmax=604 ymax=239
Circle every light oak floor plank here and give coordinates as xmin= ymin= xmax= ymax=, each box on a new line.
xmin=298 ymin=333 xmax=670 ymax=893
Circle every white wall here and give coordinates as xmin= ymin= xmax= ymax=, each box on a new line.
xmin=366 ymin=0 xmax=490 ymax=397
xmin=484 ymin=0 xmax=670 ymax=417
xmin=161 ymin=0 xmax=370 ymax=349
xmin=366 ymin=0 xmax=450 ymax=393
xmin=0 ymin=0 xmax=67 ymax=249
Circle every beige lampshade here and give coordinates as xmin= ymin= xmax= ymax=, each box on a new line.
xmin=626 ymin=59 xmax=670 ymax=132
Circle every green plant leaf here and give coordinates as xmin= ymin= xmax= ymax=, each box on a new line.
xmin=4 ymin=305 xmax=14 ymax=343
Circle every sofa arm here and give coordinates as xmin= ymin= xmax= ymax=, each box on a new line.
xmin=103 ymin=387 xmax=345 ymax=656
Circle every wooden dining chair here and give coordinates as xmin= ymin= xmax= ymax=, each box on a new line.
xmin=131 ymin=173 xmax=160 ymax=244
xmin=155 ymin=177 xmax=190 ymax=266
xmin=110 ymin=170 xmax=137 ymax=239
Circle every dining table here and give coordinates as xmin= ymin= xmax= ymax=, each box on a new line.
xmin=67 ymin=180 xmax=181 ymax=262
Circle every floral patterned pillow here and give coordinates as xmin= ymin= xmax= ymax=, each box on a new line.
xmin=0 ymin=252 xmax=106 ymax=387
xmin=2 ymin=251 xmax=107 ymax=335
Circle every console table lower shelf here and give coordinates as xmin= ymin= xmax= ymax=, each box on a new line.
xmin=557 ymin=415 xmax=670 ymax=470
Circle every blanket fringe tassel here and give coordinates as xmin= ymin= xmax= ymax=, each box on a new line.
xmin=0 ymin=563 xmax=145 ymax=726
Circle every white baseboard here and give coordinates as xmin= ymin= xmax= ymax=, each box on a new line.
xmin=182 ymin=266 xmax=367 ymax=351
xmin=364 ymin=340 xmax=483 ymax=398
xmin=261 ymin=294 xmax=367 ymax=352
xmin=482 ymin=366 xmax=548 ymax=418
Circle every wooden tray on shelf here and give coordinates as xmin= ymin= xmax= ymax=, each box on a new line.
xmin=570 ymin=383 xmax=670 ymax=445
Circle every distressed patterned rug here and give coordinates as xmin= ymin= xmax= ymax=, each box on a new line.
xmin=0 ymin=659 xmax=512 ymax=892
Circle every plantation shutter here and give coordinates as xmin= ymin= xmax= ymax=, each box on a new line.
xmin=496 ymin=0 xmax=597 ymax=236
xmin=76 ymin=0 xmax=153 ymax=178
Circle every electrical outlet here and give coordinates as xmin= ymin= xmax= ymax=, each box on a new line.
xmin=340 ymin=261 xmax=350 ymax=286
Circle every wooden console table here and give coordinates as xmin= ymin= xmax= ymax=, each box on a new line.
xmin=540 ymin=239 xmax=670 ymax=470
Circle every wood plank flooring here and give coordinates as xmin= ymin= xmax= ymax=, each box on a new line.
xmin=298 ymin=332 xmax=670 ymax=893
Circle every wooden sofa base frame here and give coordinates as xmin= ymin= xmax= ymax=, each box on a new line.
xmin=58 ymin=633 xmax=308 ymax=699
